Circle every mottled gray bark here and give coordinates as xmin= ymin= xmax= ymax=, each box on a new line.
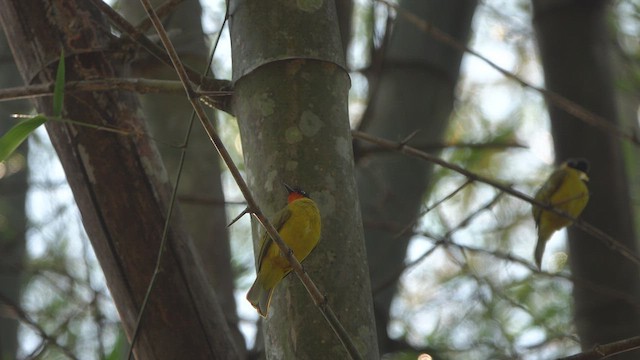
xmin=229 ymin=0 xmax=379 ymax=358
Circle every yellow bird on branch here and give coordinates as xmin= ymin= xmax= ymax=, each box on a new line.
xmin=247 ymin=183 xmax=321 ymax=317
xmin=532 ymin=159 xmax=590 ymax=269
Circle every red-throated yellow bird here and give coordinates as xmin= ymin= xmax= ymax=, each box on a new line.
xmin=532 ymin=158 xmax=590 ymax=268
xmin=247 ymin=183 xmax=321 ymax=317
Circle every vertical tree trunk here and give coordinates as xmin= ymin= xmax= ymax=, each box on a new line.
xmin=335 ymin=0 xmax=354 ymax=56
xmin=0 ymin=0 xmax=239 ymax=358
xmin=0 ymin=30 xmax=30 ymax=360
xmin=118 ymin=0 xmax=245 ymax=352
xmin=355 ymin=0 xmax=477 ymax=353
xmin=612 ymin=31 xmax=640 ymax=237
xmin=532 ymin=1 xmax=640 ymax=357
xmin=229 ymin=1 xmax=379 ymax=358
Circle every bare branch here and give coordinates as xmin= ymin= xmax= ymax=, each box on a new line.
xmin=87 ymin=0 xmax=233 ymax=112
xmin=377 ymin=0 xmax=640 ymax=146
xmin=0 ymin=78 xmax=231 ymax=103
xmin=558 ymin=335 xmax=640 ymax=360
xmin=352 ymin=129 xmax=640 ymax=268
xmin=0 ymin=293 xmax=79 ymax=360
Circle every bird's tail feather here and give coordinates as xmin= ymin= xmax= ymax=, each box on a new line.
xmin=535 ymin=228 xmax=553 ymax=269
xmin=247 ymin=281 xmax=274 ymax=318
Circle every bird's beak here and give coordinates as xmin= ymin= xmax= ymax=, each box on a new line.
xmin=283 ymin=182 xmax=295 ymax=193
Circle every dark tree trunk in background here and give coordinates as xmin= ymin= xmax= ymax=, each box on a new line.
xmin=118 ymin=0 xmax=245 ymax=352
xmin=0 ymin=30 xmax=30 ymax=359
xmin=532 ymin=1 xmax=640 ymax=358
xmin=355 ymin=0 xmax=477 ymax=354
xmin=0 ymin=0 xmax=240 ymax=358
xmin=335 ymin=0 xmax=354 ymax=56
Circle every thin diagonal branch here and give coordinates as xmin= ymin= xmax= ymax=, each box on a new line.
xmin=0 ymin=293 xmax=79 ymax=360
xmin=126 ymin=3 xmax=229 ymax=359
xmin=87 ymin=0 xmax=232 ymax=112
xmin=352 ymin=129 xmax=640 ymax=268
xmin=558 ymin=335 xmax=640 ymax=360
xmin=420 ymin=233 xmax=640 ymax=310
xmin=377 ymin=0 xmax=640 ymax=146
xmin=393 ymin=179 xmax=473 ymax=239
xmin=0 ymin=78 xmax=179 ymax=102
xmin=136 ymin=1 xmax=363 ymax=359
xmin=373 ymin=189 xmax=504 ymax=295
xmin=134 ymin=0 xmax=185 ymax=33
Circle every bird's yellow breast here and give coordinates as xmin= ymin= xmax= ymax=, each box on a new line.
xmin=279 ymin=198 xmax=321 ymax=262
xmin=264 ymin=197 xmax=321 ymax=270
xmin=537 ymin=167 xmax=589 ymax=230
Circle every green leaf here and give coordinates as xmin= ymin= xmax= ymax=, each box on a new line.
xmin=53 ymin=50 xmax=65 ymax=117
xmin=0 ymin=115 xmax=47 ymax=162
xmin=105 ymin=329 xmax=127 ymax=360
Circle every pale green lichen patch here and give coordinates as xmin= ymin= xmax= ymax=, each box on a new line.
xmin=285 ymin=126 xmax=303 ymax=143
xmin=322 ymin=174 xmax=336 ymax=190
xmin=334 ymin=136 xmax=351 ymax=161
xmin=296 ymin=0 xmax=322 ymax=12
xmin=285 ymin=160 xmax=298 ymax=171
xmin=265 ymin=170 xmax=279 ymax=192
xmin=252 ymin=92 xmax=275 ymax=117
xmin=299 ymin=110 xmax=323 ymax=137
xmin=313 ymin=189 xmax=335 ymax=216
xmin=245 ymin=168 xmax=255 ymax=188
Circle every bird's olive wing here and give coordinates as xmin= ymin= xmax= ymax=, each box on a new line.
xmin=533 ymin=169 xmax=567 ymax=225
xmin=255 ymin=206 xmax=293 ymax=270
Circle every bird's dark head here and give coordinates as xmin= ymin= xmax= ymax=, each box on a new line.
xmin=283 ymin=182 xmax=310 ymax=203
xmin=565 ymin=158 xmax=590 ymax=174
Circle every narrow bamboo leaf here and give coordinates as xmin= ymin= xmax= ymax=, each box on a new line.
xmin=53 ymin=51 xmax=65 ymax=117
xmin=0 ymin=115 xmax=47 ymax=162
